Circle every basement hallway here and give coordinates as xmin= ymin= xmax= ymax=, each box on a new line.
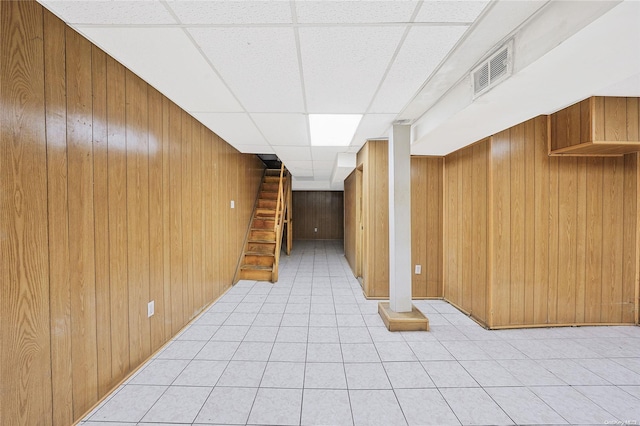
xmin=81 ymin=240 xmax=640 ymax=425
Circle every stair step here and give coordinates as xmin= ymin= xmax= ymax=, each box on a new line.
xmin=264 ymin=176 xmax=287 ymax=183
xmin=241 ymin=264 xmax=273 ymax=271
xmin=260 ymin=191 xmax=278 ymax=200
xmin=246 ymin=251 xmax=274 ymax=256
xmin=252 ymin=218 xmax=275 ymax=229
xmin=258 ymin=201 xmax=277 ymax=210
xmin=244 ymin=253 xmax=275 ymax=266
xmin=239 ymin=268 xmax=273 ymax=281
xmin=262 ymin=183 xmax=279 ymax=191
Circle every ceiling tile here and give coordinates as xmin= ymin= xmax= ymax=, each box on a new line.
xmin=189 ymin=27 xmax=304 ymax=113
xmin=370 ymin=25 xmax=468 ymax=113
xmin=350 ymin=113 xmax=396 ymax=147
xmin=251 ymin=113 xmax=310 ymax=146
xmin=41 ymin=0 xmax=176 ymax=25
xmin=234 ymin=144 xmax=275 ymax=154
xmin=311 ymin=147 xmax=344 ymax=162
xmin=79 ymin=27 xmax=241 ymax=113
xmin=272 ymin=146 xmax=312 ymax=162
xmin=192 ymin=113 xmax=268 ymax=147
xmin=295 ymin=1 xmax=418 ymax=24
xmin=415 ymin=1 xmax=489 ymax=23
xmin=167 ymin=0 xmax=292 ymax=24
xmin=300 ymin=26 xmax=406 ymax=113
xmin=283 ymin=160 xmax=314 ymax=176
xmin=313 ymin=161 xmax=335 ymax=178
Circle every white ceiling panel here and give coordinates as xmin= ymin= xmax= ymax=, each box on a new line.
xmin=311 ymin=147 xmax=344 ymax=162
xmin=272 ymin=146 xmax=312 ymax=162
xmin=285 ymin=160 xmax=314 ymax=177
xmin=313 ymin=161 xmax=335 ymax=173
xmin=41 ymin=0 xmax=176 ymax=25
xmin=189 ymin=27 xmax=304 ymax=113
xmin=167 ymin=0 xmax=292 ymax=25
xmin=370 ymin=25 xmax=468 ymax=113
xmin=295 ymin=1 xmax=418 ymax=24
xmin=349 ymin=113 xmax=396 ymax=148
xmin=251 ymin=114 xmax=310 ymax=146
xmin=193 ymin=113 xmax=268 ymax=146
xmin=300 ymin=26 xmax=406 ymax=113
xmin=234 ymin=144 xmax=275 ymax=154
xmin=415 ymin=1 xmax=489 ymax=23
xmin=79 ymin=27 xmax=242 ymax=113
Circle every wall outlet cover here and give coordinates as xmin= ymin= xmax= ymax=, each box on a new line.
xmin=415 ymin=265 xmax=422 ymax=274
xmin=148 ymin=300 xmax=154 ymax=317
xmin=230 ymin=200 xmax=235 ymax=209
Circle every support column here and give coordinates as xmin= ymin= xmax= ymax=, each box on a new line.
xmin=388 ymin=124 xmax=412 ymax=313
xmin=378 ymin=124 xmax=429 ymax=331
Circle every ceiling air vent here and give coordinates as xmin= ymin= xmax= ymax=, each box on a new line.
xmin=472 ymin=41 xmax=513 ymax=98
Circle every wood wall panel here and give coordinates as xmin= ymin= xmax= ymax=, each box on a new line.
xmin=105 ymin=55 xmax=130 ymax=382
xmin=444 ymin=141 xmax=490 ymax=324
xmin=43 ymin=9 xmax=73 ymax=425
xmin=344 ymin=172 xmax=357 ymax=271
xmin=293 ymin=191 xmax=344 ymax=240
xmin=0 ymin=4 xmax=265 ymax=424
xmin=1 ymin=2 xmax=53 ymax=424
xmin=344 ymin=147 xmax=443 ymax=299
xmin=66 ymin=27 xmax=98 ymax=417
xmin=148 ymin=87 xmax=165 ymax=352
xmin=411 ymin=157 xmax=443 ymax=298
xmin=441 ymin=114 xmax=638 ymax=328
xmin=125 ymin=68 xmax=151 ymax=369
xmin=91 ymin=45 xmax=112 ymax=396
xmin=486 ymin=115 xmax=637 ymax=327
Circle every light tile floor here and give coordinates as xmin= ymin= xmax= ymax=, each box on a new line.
xmin=82 ymin=240 xmax=640 ymax=426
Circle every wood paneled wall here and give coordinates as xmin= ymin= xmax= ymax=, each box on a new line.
xmin=442 ymin=115 xmax=639 ymax=328
xmin=343 ymin=142 xmax=443 ymax=298
xmin=292 ymin=191 xmax=344 ymax=240
xmin=357 ymin=141 xmax=390 ymax=298
xmin=411 ymin=157 xmax=444 ymax=299
xmin=443 ymin=142 xmax=490 ymax=324
xmin=344 ymin=173 xmax=357 ymax=269
xmin=0 ymin=3 xmax=264 ymax=424
xmin=489 ymin=116 xmax=637 ymax=327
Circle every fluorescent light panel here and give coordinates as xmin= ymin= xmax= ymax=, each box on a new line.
xmin=309 ymin=114 xmax=362 ymax=146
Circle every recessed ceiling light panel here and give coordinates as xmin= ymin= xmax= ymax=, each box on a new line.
xmin=309 ymin=114 xmax=362 ymax=146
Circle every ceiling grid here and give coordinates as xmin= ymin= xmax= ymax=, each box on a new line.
xmin=39 ymin=0 xmax=639 ymax=189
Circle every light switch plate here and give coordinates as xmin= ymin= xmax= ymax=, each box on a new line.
xmin=230 ymin=200 xmax=235 ymax=209
xmin=148 ymin=300 xmax=154 ymax=317
xmin=415 ymin=265 xmax=422 ymax=274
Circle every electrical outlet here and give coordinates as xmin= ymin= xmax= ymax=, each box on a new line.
xmin=415 ymin=265 xmax=422 ymax=274
xmin=148 ymin=301 xmax=154 ymax=317
xmin=230 ymin=200 xmax=235 ymax=209
xmin=314 ymin=227 xmax=318 ymax=232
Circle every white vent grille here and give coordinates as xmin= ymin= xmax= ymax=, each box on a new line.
xmin=473 ymin=63 xmax=489 ymax=94
xmin=472 ymin=41 xmax=512 ymax=98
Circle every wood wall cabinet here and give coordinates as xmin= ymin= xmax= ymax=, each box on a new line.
xmin=549 ymin=96 xmax=640 ymax=156
xmin=0 ymin=3 xmax=264 ymax=424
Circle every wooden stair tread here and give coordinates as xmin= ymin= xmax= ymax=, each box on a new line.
xmin=248 ymin=239 xmax=276 ymax=244
xmin=240 ymin=265 xmax=273 ymax=271
xmin=246 ymin=251 xmax=274 ymax=256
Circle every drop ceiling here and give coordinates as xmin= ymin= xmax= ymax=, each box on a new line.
xmin=39 ymin=0 xmax=640 ymax=190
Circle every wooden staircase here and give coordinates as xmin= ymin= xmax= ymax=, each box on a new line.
xmin=235 ymin=166 xmax=292 ymax=282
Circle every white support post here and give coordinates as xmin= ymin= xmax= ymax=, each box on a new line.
xmin=388 ymin=124 xmax=412 ymax=313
